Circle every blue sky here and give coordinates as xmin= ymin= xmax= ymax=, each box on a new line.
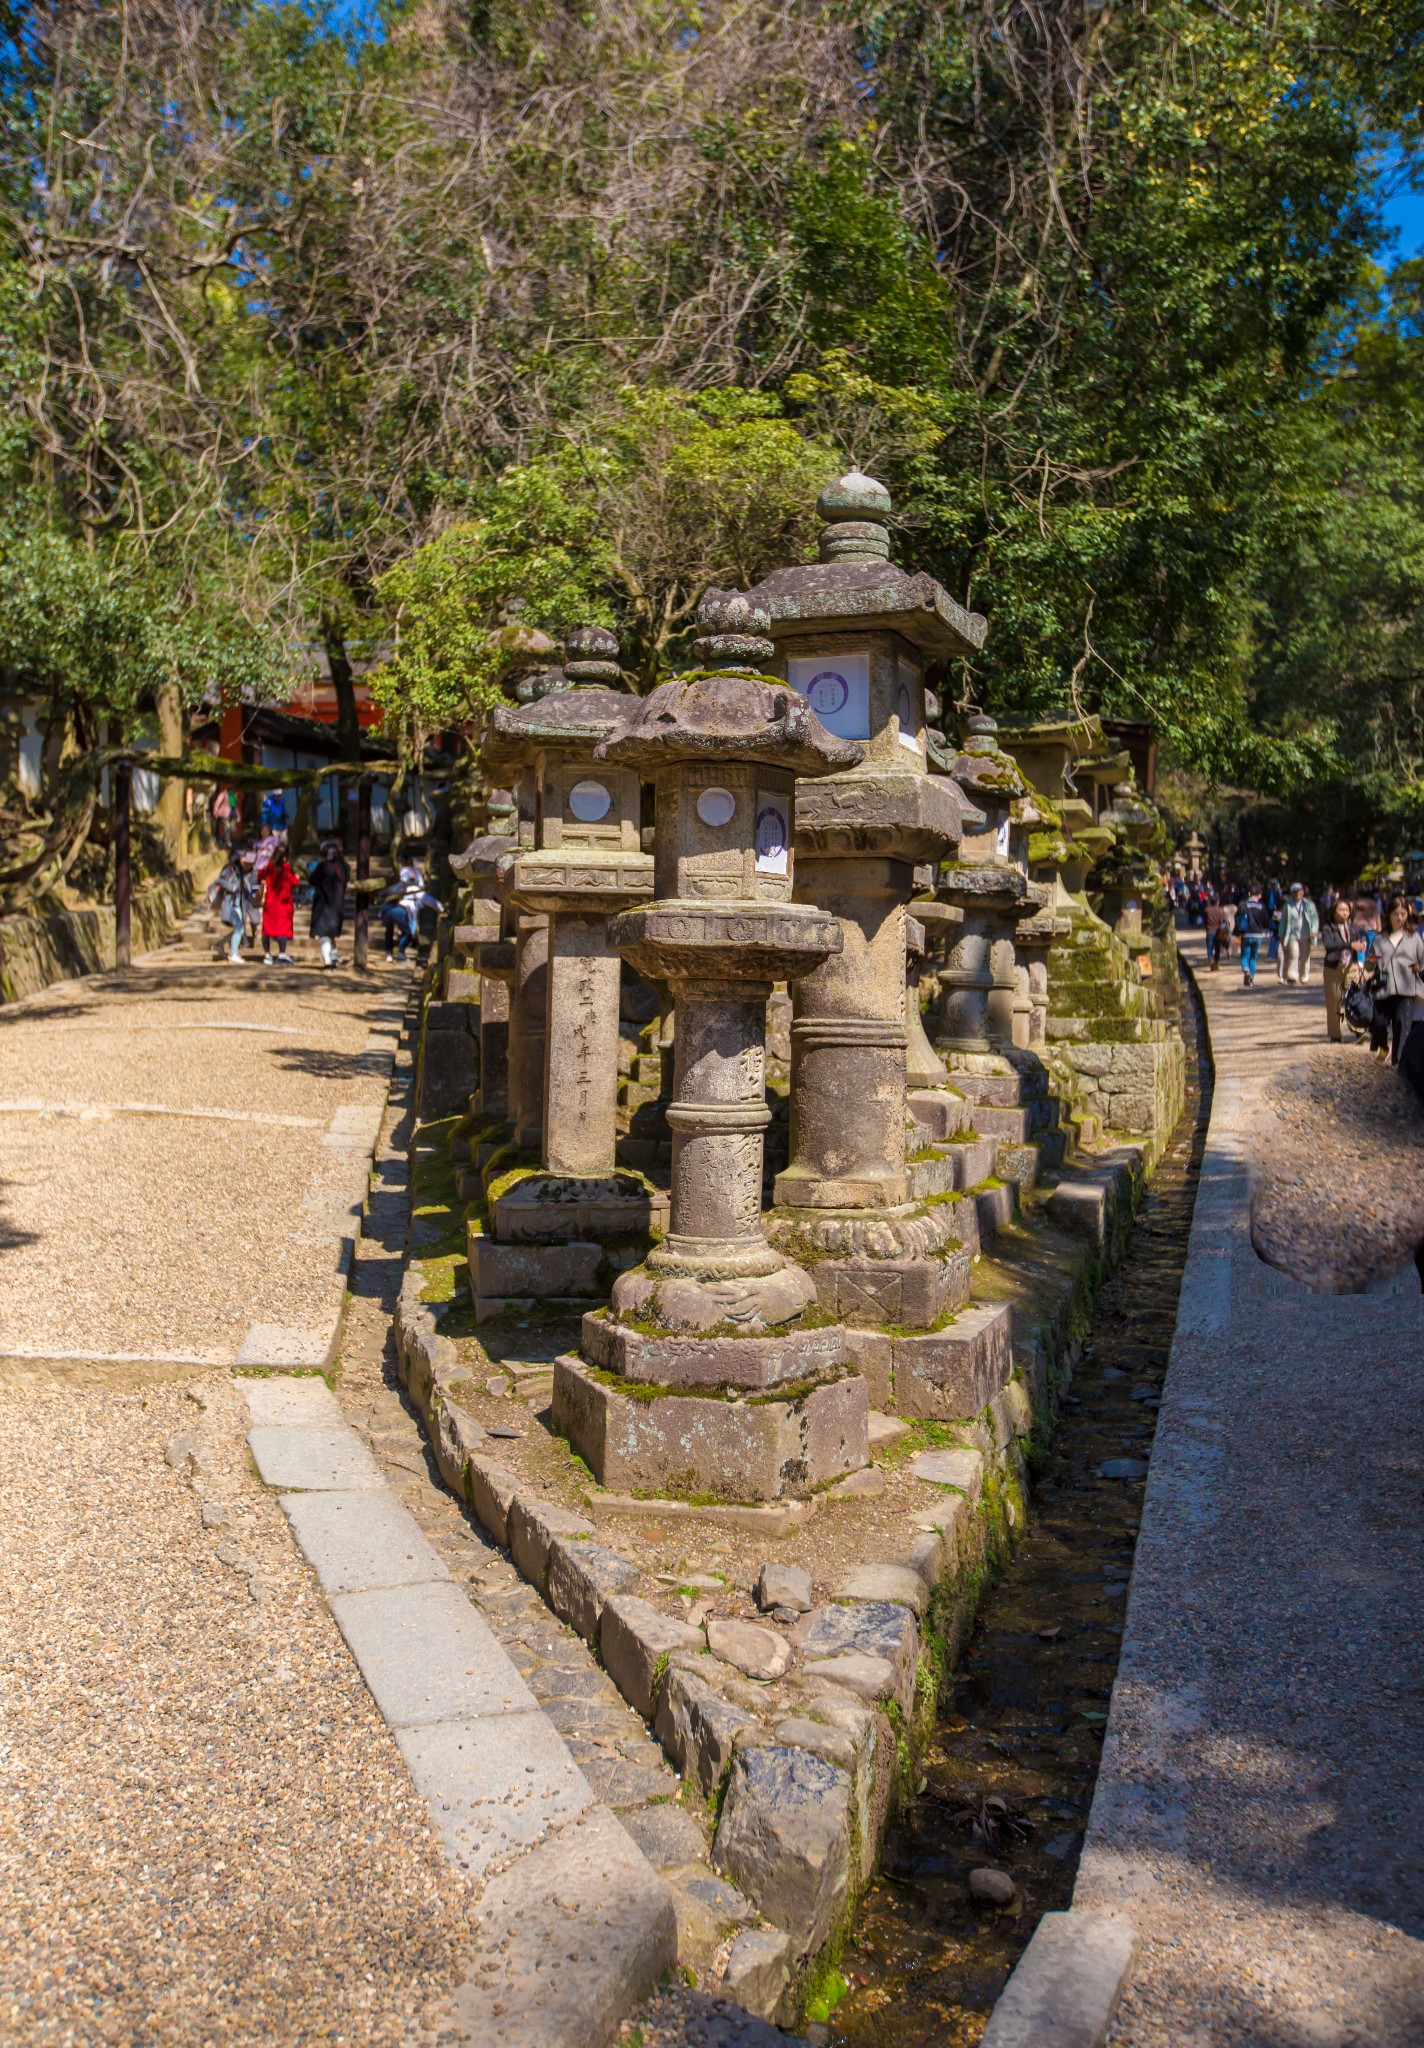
xmin=1381 ymin=182 xmax=1424 ymax=258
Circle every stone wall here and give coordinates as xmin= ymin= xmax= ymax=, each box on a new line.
xmin=1055 ymin=1036 xmax=1186 ymax=1163
xmin=0 ymin=871 xmax=198 ymax=1004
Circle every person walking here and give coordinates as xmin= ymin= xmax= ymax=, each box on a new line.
xmin=1320 ymin=899 xmax=1364 ymax=1042
xmin=1369 ymin=893 xmax=1424 ymax=1066
xmin=1264 ymin=878 xmax=1284 ymax=962
xmin=1202 ymin=891 xmax=1225 ymax=970
xmin=1277 ymin=882 xmax=1320 ymax=984
xmin=213 ymin=846 xmax=256 ymax=965
xmin=308 ymin=840 xmax=349 ymax=969
xmin=1236 ymin=886 xmax=1270 ymax=986
xmin=259 ymin=843 xmax=298 ymax=966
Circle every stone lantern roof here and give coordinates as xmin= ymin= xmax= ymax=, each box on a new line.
xmin=743 ymin=472 xmax=987 ymax=659
xmin=597 ymin=596 xmax=862 ymax=778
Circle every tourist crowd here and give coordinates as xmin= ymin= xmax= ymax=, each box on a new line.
xmin=1171 ymin=873 xmax=1424 ymax=1069
xmin=209 ymin=794 xmax=441 ymax=970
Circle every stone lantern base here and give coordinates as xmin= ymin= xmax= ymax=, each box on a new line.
xmin=467 ymin=1169 xmax=668 ymax=1319
xmin=551 ymin=1352 xmax=869 ymax=1502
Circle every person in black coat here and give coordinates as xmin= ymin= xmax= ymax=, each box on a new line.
xmin=308 ymin=840 xmax=349 ymax=968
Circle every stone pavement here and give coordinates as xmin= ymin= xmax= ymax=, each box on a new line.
xmin=0 ymin=945 xmax=404 ymax=1372
xmin=1074 ymin=931 xmax=1424 ymax=2046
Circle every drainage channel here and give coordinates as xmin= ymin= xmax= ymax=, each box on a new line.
xmin=827 ymin=975 xmax=1212 ymax=2047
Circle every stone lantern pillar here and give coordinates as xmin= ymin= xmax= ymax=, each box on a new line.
xmin=726 ymin=474 xmax=988 ymax=1339
xmin=552 ymin=598 xmax=871 ymax=1502
xmin=467 ymin=628 xmax=661 ymax=1313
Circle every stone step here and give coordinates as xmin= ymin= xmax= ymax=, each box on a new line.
xmin=906 ymin=1088 xmax=972 ymax=1142
xmin=993 ymin=1141 xmax=1041 ymax=1193
xmin=970 ymin=1104 xmax=1030 ymax=1142
xmin=973 ymin=1178 xmax=1017 ymax=1239
xmin=939 ymin=1070 xmax=1022 ymax=1108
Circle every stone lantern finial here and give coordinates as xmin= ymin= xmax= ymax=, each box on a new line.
xmin=562 ymin=624 xmax=621 ymax=685
xmin=816 ymin=470 xmax=893 ymax=564
xmin=692 ymin=589 xmax=776 ymax=669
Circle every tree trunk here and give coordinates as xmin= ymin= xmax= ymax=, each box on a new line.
xmin=354 ymin=775 xmax=372 ymax=971
xmin=114 ymin=758 xmax=133 ymax=969
xmin=154 ymin=678 xmax=186 ymax=864
xmin=324 ymin=627 xmax=362 ymax=857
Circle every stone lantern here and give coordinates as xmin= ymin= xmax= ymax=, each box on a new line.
xmin=552 ymin=596 xmax=871 ymax=1502
xmin=728 ymin=473 xmax=986 ymax=1335
xmin=935 ymin=717 xmax=1042 ymax=1055
xmin=467 ymin=627 xmax=661 ymax=1313
xmin=447 ymin=785 xmax=518 ymax=1125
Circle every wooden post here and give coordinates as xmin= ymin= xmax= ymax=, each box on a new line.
xmin=354 ymin=774 xmax=372 ymax=970
xmin=114 ymin=756 xmax=133 ymax=969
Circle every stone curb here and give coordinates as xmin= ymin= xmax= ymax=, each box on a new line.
xmin=394 ymin=1087 xmax=1157 ymax=2018
xmin=240 ymin=1371 xmax=677 ymax=2042
xmin=978 ymin=1910 xmax=1139 ymax=2048
xmin=393 ymin=1262 xmax=1065 ymax=2015
xmin=234 ymin=973 xmax=411 ymax=1374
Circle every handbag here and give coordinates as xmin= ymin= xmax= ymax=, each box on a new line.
xmin=1343 ymin=980 xmax=1375 ymax=1032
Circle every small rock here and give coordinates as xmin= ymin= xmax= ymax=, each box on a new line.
xmin=805 ymin=2028 xmax=831 ymax=2047
xmin=165 ymin=1432 xmax=200 ymax=1471
xmin=200 ymin=1501 xmax=232 ymax=1531
xmin=756 ymin=1564 xmax=812 ymax=1615
xmin=487 ymin=1424 xmax=524 ymax=1439
xmin=1098 ymin=1457 xmax=1149 ymax=1481
xmin=1130 ymin=1384 xmax=1159 ymax=1401
xmin=1101 ymin=1366 xmax=1126 ymax=1381
xmin=968 ymin=1866 xmax=1016 ymax=1906
xmin=707 ymin=1616 xmax=791 ymax=1682
xmin=485 ymin=1374 xmax=512 ymax=1396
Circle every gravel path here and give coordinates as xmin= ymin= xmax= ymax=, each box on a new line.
xmin=0 ymin=1373 xmax=476 ymax=2047
xmin=0 ymin=947 xmax=478 ymax=2047
xmin=1075 ymin=930 xmax=1424 ymax=2046
xmin=0 ymin=949 xmax=401 ymax=1364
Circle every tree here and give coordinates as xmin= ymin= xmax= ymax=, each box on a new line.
xmin=367 ymin=387 xmax=844 ymax=734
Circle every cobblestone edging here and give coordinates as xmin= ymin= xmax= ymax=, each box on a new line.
xmin=392 ymin=1139 xmax=1152 ymax=2028
xmin=0 ymin=871 xmax=197 ymax=1003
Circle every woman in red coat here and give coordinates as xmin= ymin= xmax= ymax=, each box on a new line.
xmin=259 ymin=847 xmax=297 ymax=965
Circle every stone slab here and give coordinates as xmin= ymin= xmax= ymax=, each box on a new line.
xmin=508 ymin=1496 xmax=596 ymax=1590
xmin=811 ymin=1246 xmax=971 ymax=1328
xmin=892 ymin=1302 xmax=1013 ymax=1422
xmin=469 ymin=1234 xmax=607 ymax=1299
xmin=713 ymin=1745 xmax=852 ymax=1958
xmin=978 ymin=1910 xmax=1139 ymax=2048
xmin=248 ymin=1424 xmax=384 ymax=1493
xmin=546 ymin=1537 xmax=641 ymax=1642
xmin=240 ymin=1377 xmax=343 ymax=1427
xmin=553 ymin=1355 xmax=869 ymax=1502
xmin=832 ymin=1564 xmax=929 ymax=1618
xmin=395 ymin=1709 xmax=595 ymax=1877
xmin=909 ymin=1446 xmax=985 ymax=1502
xmin=328 ymin=1581 xmax=538 ymax=1726
xmin=280 ymin=1488 xmax=452 ymax=1595
xmin=581 ymin=1311 xmax=846 ymax=1391
xmin=790 ymin=1600 xmax=918 ymax=1715
xmin=446 ymin=1807 xmax=676 ymax=2048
